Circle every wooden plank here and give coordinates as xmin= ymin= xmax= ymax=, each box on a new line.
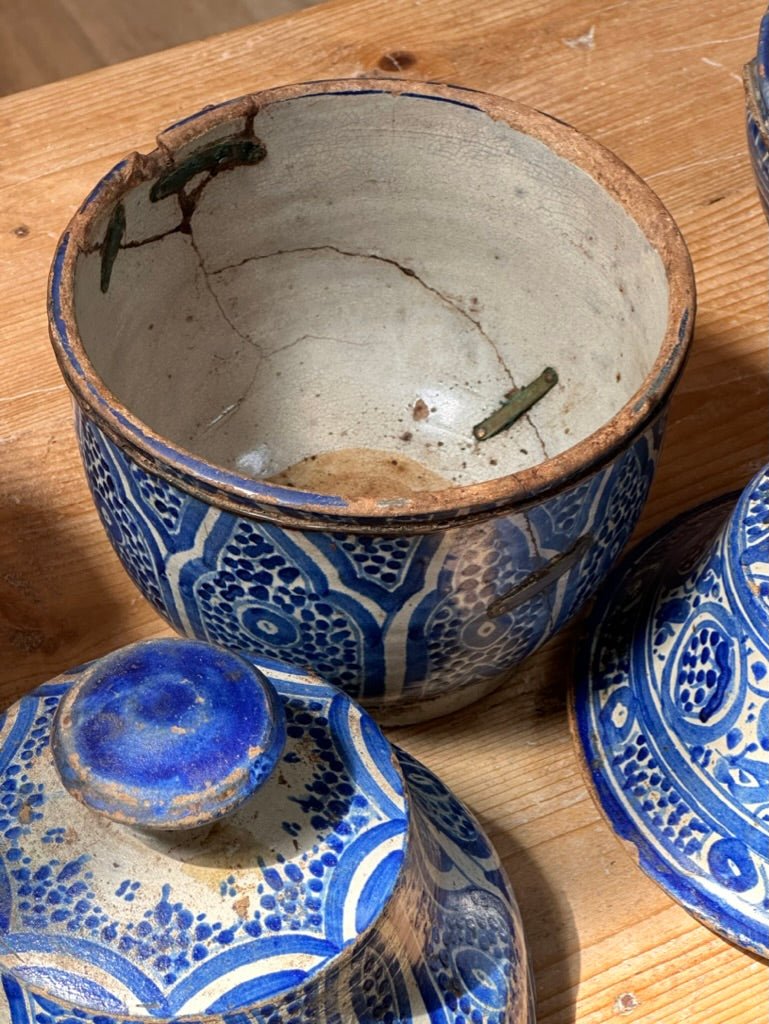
xmin=0 ymin=0 xmax=320 ymax=94
xmin=0 ymin=2 xmax=766 ymax=1022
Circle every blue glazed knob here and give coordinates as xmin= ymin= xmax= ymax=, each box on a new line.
xmin=51 ymin=638 xmax=286 ymax=829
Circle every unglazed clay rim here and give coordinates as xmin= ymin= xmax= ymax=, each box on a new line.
xmin=756 ymin=10 xmax=769 ymax=106
xmin=745 ymin=60 xmax=769 ymax=149
xmin=49 ymin=78 xmax=696 ymax=524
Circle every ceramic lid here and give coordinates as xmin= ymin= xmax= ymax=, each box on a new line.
xmin=572 ymin=467 xmax=769 ymax=957
xmin=0 ymin=639 xmax=409 ymax=1016
xmin=753 ymin=11 xmax=769 ymax=113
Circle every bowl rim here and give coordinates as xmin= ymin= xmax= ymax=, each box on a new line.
xmin=48 ymin=77 xmax=696 ymax=526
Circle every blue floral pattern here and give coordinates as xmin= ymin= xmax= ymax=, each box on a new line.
xmin=77 ymin=409 xmax=661 ymax=717
xmin=0 ymin=659 xmax=532 ymax=1022
xmin=573 ymin=470 xmax=769 ymax=957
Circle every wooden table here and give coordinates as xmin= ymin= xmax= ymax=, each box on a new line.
xmin=0 ymin=1 xmax=767 ymax=1020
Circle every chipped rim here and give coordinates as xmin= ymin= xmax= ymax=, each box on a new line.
xmin=48 ymin=78 xmax=696 ymax=529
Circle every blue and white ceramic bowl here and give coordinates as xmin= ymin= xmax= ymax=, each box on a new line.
xmin=0 ymin=637 xmax=533 ymax=1023
xmin=745 ymin=11 xmax=769 ymax=217
xmin=48 ymin=78 xmax=695 ymax=722
xmin=571 ymin=466 xmax=769 ymax=958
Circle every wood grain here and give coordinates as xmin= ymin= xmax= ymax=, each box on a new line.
xmin=0 ymin=1 xmax=767 ymax=1021
xmin=0 ymin=0 xmax=320 ymax=94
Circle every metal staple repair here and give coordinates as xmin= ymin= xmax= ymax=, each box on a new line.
xmin=473 ymin=366 xmax=558 ymax=441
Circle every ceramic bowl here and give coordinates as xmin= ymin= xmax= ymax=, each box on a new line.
xmin=0 ymin=637 xmax=533 ymax=1023
xmin=48 ymin=79 xmax=695 ymax=723
xmin=745 ymin=11 xmax=769 ymax=217
xmin=571 ymin=466 xmax=769 ymax=957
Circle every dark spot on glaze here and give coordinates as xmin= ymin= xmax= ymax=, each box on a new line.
xmin=13 ymin=225 xmax=29 ymax=238
xmin=412 ymin=398 xmax=429 ymax=421
xmin=377 ymin=50 xmax=417 ymax=72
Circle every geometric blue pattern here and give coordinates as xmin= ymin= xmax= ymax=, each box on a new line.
xmin=573 ymin=468 xmax=769 ymax=958
xmin=76 ymin=406 xmax=662 ymax=717
xmin=0 ymin=655 xmax=533 ymax=1022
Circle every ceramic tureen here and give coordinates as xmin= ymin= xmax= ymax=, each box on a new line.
xmin=572 ymin=466 xmax=769 ymax=958
xmin=0 ymin=638 xmax=533 ymax=1023
xmin=48 ymin=77 xmax=695 ymax=723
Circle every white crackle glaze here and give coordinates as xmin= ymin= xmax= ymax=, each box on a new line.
xmin=73 ymin=91 xmax=668 ymax=489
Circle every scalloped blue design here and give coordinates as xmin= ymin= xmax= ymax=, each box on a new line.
xmin=0 ymin=663 xmax=411 ymax=1017
xmin=573 ymin=471 xmax=769 ymax=958
xmin=76 ymin=406 xmax=661 ymax=715
xmin=0 ymin=667 xmax=531 ymax=1023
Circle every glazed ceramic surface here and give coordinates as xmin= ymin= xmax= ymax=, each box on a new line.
xmin=0 ymin=639 xmax=533 ymax=1023
xmin=49 ymin=79 xmax=695 ymax=721
xmin=74 ymin=409 xmax=663 ymax=721
xmin=572 ymin=468 xmax=769 ymax=958
xmin=745 ymin=12 xmax=769 ymax=218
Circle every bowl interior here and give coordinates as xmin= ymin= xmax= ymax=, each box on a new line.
xmin=72 ymin=89 xmax=670 ymax=498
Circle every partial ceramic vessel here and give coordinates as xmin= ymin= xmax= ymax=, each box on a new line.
xmin=0 ymin=637 xmax=533 ymax=1023
xmin=745 ymin=11 xmax=769 ymax=217
xmin=571 ymin=467 xmax=769 ymax=958
xmin=48 ymin=79 xmax=695 ymax=723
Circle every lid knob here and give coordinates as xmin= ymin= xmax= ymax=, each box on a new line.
xmin=51 ymin=638 xmax=286 ymax=830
